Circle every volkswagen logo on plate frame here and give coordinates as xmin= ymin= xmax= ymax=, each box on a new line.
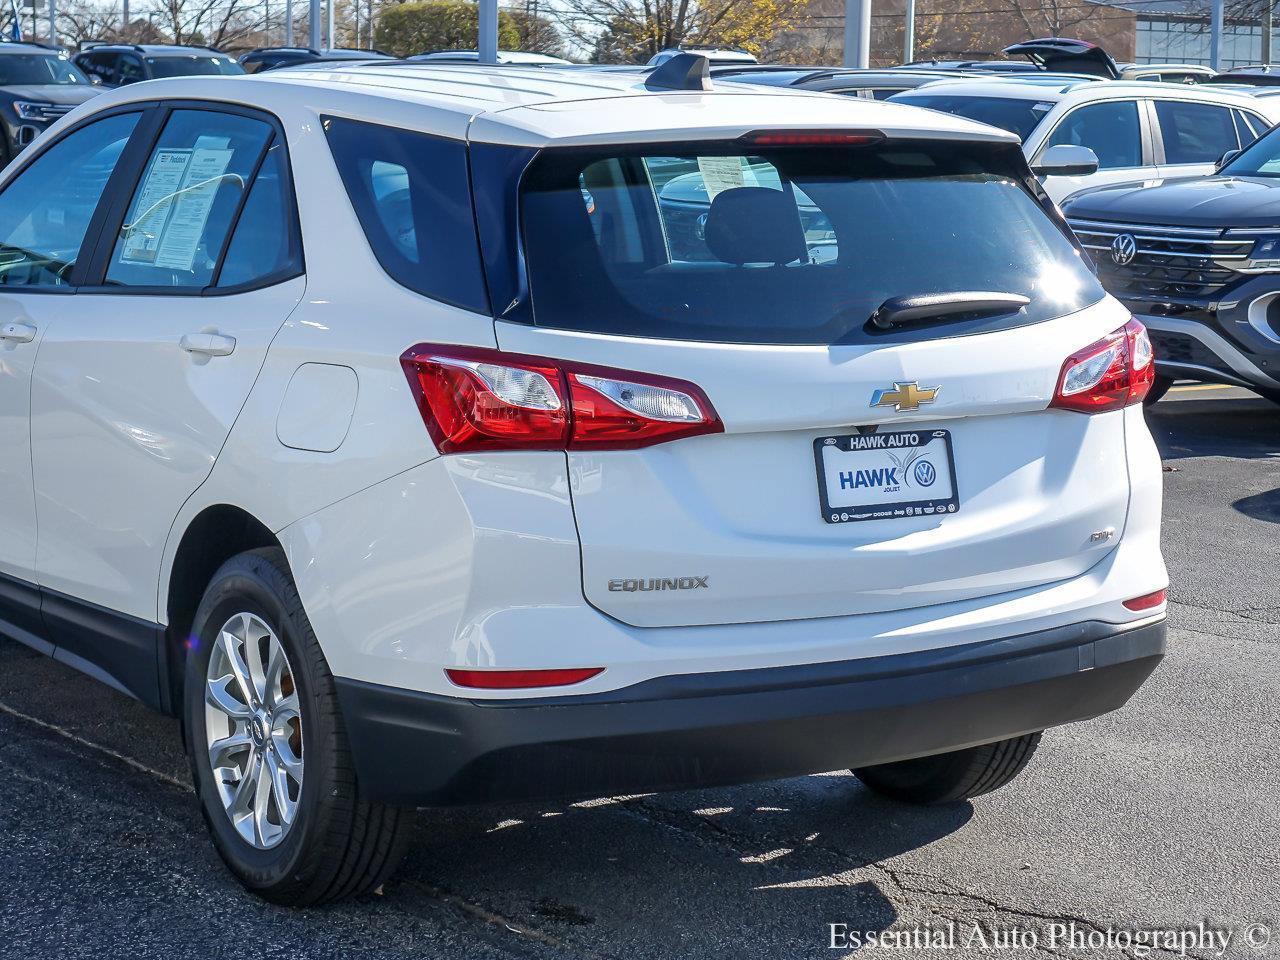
xmin=1111 ymin=233 xmax=1137 ymax=266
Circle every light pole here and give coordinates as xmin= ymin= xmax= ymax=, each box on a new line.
xmin=1209 ymin=0 xmax=1224 ymax=69
xmin=903 ymin=0 xmax=915 ymax=63
xmin=285 ymin=0 xmax=292 ymax=45
xmin=844 ymin=0 xmax=870 ymax=67
xmin=308 ymin=0 xmax=319 ymax=49
xmin=479 ymin=0 xmax=497 ymax=62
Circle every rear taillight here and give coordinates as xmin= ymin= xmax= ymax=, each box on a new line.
xmin=1050 ymin=318 xmax=1155 ymax=414
xmin=401 ymin=345 xmax=722 ymax=454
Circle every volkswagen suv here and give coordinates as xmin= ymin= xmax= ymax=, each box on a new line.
xmin=0 ymin=56 xmax=1167 ymax=904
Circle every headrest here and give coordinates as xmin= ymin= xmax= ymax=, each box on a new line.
xmin=703 ymin=186 xmax=808 ymax=266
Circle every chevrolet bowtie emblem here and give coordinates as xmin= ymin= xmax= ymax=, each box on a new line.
xmin=871 ymin=381 xmax=940 ymax=412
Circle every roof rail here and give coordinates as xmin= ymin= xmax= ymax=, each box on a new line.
xmin=646 ymin=51 xmax=712 ymax=92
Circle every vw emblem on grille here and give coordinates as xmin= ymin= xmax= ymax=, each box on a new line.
xmin=1111 ymin=233 xmax=1137 ymax=266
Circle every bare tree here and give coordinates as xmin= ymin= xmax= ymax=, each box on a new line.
xmin=144 ymin=0 xmax=272 ymax=47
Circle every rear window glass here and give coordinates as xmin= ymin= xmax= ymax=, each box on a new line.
xmin=520 ymin=140 xmax=1102 ymax=345
xmin=324 ymin=117 xmax=488 ymax=313
xmin=891 ymin=94 xmax=1053 ymax=142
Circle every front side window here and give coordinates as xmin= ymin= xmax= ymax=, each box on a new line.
xmin=1220 ymin=124 xmax=1280 ymax=176
xmin=324 ymin=117 xmax=488 ymax=313
xmin=1044 ymin=101 xmax=1142 ymax=169
xmin=0 ymin=112 xmax=139 ymax=288
xmin=105 ymin=110 xmax=274 ymax=289
xmin=1155 ymin=100 xmax=1238 ymax=164
xmin=520 ymin=140 xmax=1103 ymax=345
xmin=889 ymin=94 xmax=1054 ymax=142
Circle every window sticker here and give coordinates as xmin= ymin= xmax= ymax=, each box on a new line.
xmin=153 ymin=146 xmax=235 ymax=270
xmin=119 ymin=149 xmax=192 ymax=264
xmin=1258 ymin=157 xmax=1280 ymax=174
xmin=698 ymin=156 xmax=751 ymax=199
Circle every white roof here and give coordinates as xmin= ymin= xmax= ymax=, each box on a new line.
xmin=93 ymin=63 xmax=1023 ymax=148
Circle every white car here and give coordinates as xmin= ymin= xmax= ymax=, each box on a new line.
xmin=892 ymin=77 xmax=1280 ymax=202
xmin=0 ymin=56 xmax=1168 ymax=904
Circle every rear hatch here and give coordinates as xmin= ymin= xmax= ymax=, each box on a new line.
xmin=1002 ymin=38 xmax=1121 ymax=79
xmin=495 ymin=134 xmax=1129 ymax=628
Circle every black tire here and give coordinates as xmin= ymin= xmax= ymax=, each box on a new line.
xmin=853 ymin=733 xmax=1042 ymax=805
xmin=1143 ymin=374 xmax=1174 ymax=407
xmin=183 ymin=547 xmax=412 ymax=904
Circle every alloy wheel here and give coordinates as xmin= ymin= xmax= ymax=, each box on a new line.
xmin=204 ymin=612 xmax=304 ymax=849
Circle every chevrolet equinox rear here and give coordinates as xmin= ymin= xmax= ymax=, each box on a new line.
xmin=0 ymin=58 xmax=1167 ymax=904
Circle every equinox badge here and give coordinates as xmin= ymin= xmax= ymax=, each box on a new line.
xmin=609 ymin=577 xmax=709 ymax=593
xmin=871 ymin=381 xmax=939 ymax=412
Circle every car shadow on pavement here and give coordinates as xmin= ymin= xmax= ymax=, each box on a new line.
xmin=1147 ymin=396 xmax=1280 ymax=461
xmin=388 ymin=775 xmax=973 ymax=956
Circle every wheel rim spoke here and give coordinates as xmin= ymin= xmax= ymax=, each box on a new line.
xmin=205 ymin=674 xmax=252 ymax=720
xmin=204 ymin=611 xmax=303 ymax=851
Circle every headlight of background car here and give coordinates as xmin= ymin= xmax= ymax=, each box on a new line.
xmin=1223 ymin=233 xmax=1280 ymax=274
xmin=12 ymin=101 xmax=55 ymax=122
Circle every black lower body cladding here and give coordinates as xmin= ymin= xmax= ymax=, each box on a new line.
xmin=335 ymin=619 xmax=1165 ymax=807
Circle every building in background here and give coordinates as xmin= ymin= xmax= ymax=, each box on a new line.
xmin=768 ymin=0 xmax=1271 ymax=69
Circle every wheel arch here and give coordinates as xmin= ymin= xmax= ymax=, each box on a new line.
xmin=161 ymin=504 xmax=281 ymax=715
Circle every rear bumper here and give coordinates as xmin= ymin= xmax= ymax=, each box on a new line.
xmin=335 ymin=618 xmax=1165 ymax=807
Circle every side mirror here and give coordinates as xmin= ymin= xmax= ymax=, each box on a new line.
xmin=1215 ymin=149 xmax=1241 ymax=172
xmin=1032 ymin=144 xmax=1100 ymax=178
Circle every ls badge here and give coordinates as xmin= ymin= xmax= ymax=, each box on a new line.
xmin=870 ymin=381 xmax=939 ymax=412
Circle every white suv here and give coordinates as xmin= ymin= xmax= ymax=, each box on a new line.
xmin=0 ymin=57 xmax=1168 ymax=904
xmin=893 ymin=77 xmax=1280 ymax=202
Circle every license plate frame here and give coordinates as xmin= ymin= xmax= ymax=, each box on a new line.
xmin=814 ymin=429 xmax=960 ymax=524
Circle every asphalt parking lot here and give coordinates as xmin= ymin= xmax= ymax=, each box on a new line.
xmin=0 ymin=384 xmax=1277 ymax=960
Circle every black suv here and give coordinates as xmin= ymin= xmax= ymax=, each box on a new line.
xmin=0 ymin=42 xmax=100 ymax=165
xmin=1064 ymin=127 xmax=1280 ymax=403
xmin=73 ymin=44 xmax=243 ymax=87
xmin=239 ymin=47 xmax=394 ymax=73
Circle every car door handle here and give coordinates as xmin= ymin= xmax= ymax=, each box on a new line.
xmin=180 ymin=333 xmax=236 ymax=357
xmin=0 ymin=322 xmax=36 ymax=343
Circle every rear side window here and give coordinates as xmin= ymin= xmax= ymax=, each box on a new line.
xmin=1044 ymin=101 xmax=1142 ymax=169
xmin=0 ymin=112 xmax=139 ymax=288
xmin=324 ymin=117 xmax=488 ymax=313
xmin=216 ymin=143 xmax=300 ymax=288
xmin=105 ymin=109 xmax=274 ymax=289
xmin=520 ymin=140 xmax=1103 ymax=346
xmin=1156 ymin=100 xmax=1239 ymax=164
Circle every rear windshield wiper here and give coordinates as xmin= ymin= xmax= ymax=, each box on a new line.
xmin=869 ymin=292 xmax=1031 ymax=331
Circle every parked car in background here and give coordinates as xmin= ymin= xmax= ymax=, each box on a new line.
xmin=1203 ymin=65 xmax=1280 ymax=86
xmin=714 ymin=66 xmax=981 ymax=100
xmin=0 ymin=55 xmax=1166 ymax=904
xmin=897 ymin=58 xmax=1040 ymax=73
xmin=1064 ymin=126 xmax=1280 ymax=404
xmin=74 ymin=44 xmax=243 ymax=86
xmin=1001 ymin=38 xmax=1122 ymax=78
xmin=1118 ymin=63 xmax=1216 ymax=84
xmin=892 ymin=78 xmax=1279 ymax=202
xmin=0 ymin=42 xmax=100 ymax=165
xmin=408 ymin=49 xmax=572 ymax=65
xmin=648 ymin=45 xmax=757 ymax=66
xmin=239 ymin=47 xmax=394 ymax=74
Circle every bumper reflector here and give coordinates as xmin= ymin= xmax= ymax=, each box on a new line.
xmin=1123 ymin=589 xmax=1167 ymax=611
xmin=445 ymin=667 xmax=604 ymax=690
